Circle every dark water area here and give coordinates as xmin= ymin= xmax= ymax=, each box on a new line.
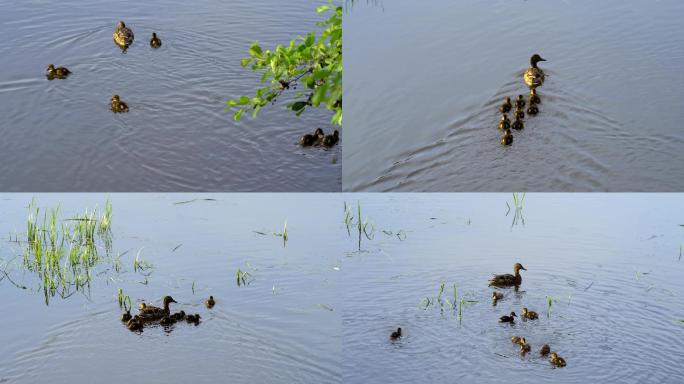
xmin=343 ymin=0 xmax=684 ymax=191
xmin=0 ymin=0 xmax=340 ymax=191
xmin=0 ymin=194 xmax=341 ymax=383
xmin=341 ymin=193 xmax=684 ymax=383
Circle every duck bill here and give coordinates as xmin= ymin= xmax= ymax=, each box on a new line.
xmin=520 ymin=266 xmax=527 ymax=270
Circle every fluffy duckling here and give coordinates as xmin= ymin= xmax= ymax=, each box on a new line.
xmin=126 ymin=317 xmax=143 ymax=332
xmin=500 ymin=128 xmax=513 ymax=146
xmin=186 ymin=313 xmax=201 ymax=325
xmin=498 ymin=114 xmax=510 ymax=130
xmin=539 ymin=344 xmax=551 ymax=356
xmin=527 ymin=104 xmax=539 ymax=116
xmin=499 ymin=312 xmax=516 ymax=323
xmin=489 ymin=263 xmax=526 ymax=287
xmin=514 ymin=108 xmax=525 ymax=120
xmin=159 ymin=316 xmax=176 ymax=326
xmin=323 ymin=130 xmax=340 ymax=147
xmin=522 ymin=307 xmax=539 ymax=320
xmin=171 ymin=310 xmax=186 ymax=321
xmin=390 ymin=327 xmax=402 ymax=340
xmin=492 ymin=291 xmax=504 ymax=303
xmin=46 ymin=64 xmax=71 ymax=79
xmin=139 ymin=302 xmax=146 ymax=310
xmin=515 ymin=95 xmax=526 ymax=109
xmin=520 ymin=343 xmax=531 ymax=354
xmin=499 ymin=97 xmax=512 ymax=113
xmin=206 ymin=296 xmax=215 ymax=308
xmin=111 ymin=95 xmax=129 ymax=113
xmin=299 ymin=128 xmax=324 ymax=147
xmin=113 ymin=21 xmax=134 ymax=48
xmin=530 ymin=88 xmax=541 ymax=104
xmin=523 ymin=54 xmax=546 ymax=89
xmin=512 ymin=117 xmax=524 ymax=131
xmin=511 ymin=336 xmax=526 ymax=345
xmin=550 ymin=352 xmax=567 ymax=367
xmin=120 ymin=310 xmax=132 ymax=322
xmin=150 ymin=32 xmax=162 ymax=48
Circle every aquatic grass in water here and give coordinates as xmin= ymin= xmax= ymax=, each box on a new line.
xmin=343 ymin=201 xmax=375 ymax=250
xmin=117 ymin=288 xmax=132 ymax=311
xmin=133 ymin=249 xmax=153 ymax=274
xmin=506 ymin=193 xmax=526 ymax=227
xmin=236 ymin=268 xmax=252 ymax=287
xmin=546 ymin=295 xmax=555 ymax=318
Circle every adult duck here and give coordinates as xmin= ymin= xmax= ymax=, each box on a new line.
xmin=489 ymin=263 xmax=526 ymax=287
xmin=137 ymin=296 xmax=176 ymax=321
xmin=523 ymin=54 xmax=546 ymax=89
xmin=113 ymin=21 xmax=134 ymax=48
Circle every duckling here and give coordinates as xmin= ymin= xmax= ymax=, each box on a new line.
xmin=126 ymin=317 xmax=143 ymax=332
xmin=539 ymin=344 xmax=551 ymax=356
xmin=550 ymin=352 xmax=567 ymax=367
xmin=150 ymin=32 xmax=162 ymax=48
xmin=520 ymin=343 xmax=531 ymax=354
xmin=139 ymin=302 xmax=146 ymax=310
xmin=120 ymin=310 xmax=132 ymax=322
xmin=171 ymin=310 xmax=186 ymax=321
xmin=113 ymin=21 xmax=134 ymax=48
xmin=527 ymin=104 xmax=539 ymax=116
xmin=206 ymin=296 xmax=215 ymax=308
xmin=511 ymin=336 xmax=526 ymax=345
xmin=515 ymin=95 xmax=526 ymax=109
xmin=390 ymin=327 xmax=402 ymax=340
xmin=523 ymin=54 xmax=546 ymax=89
xmin=511 ymin=117 xmax=524 ymax=131
xmin=489 ymin=263 xmax=526 ymax=287
xmin=137 ymin=295 xmax=176 ymax=321
xmin=299 ymin=128 xmax=324 ymax=147
xmin=499 ymin=97 xmax=512 ymax=113
xmin=111 ymin=95 xmax=129 ymax=113
xmin=522 ymin=307 xmax=539 ymax=320
xmin=159 ymin=316 xmax=176 ymax=326
xmin=186 ymin=313 xmax=201 ymax=325
xmin=498 ymin=114 xmax=510 ymax=130
xmin=514 ymin=108 xmax=525 ymax=120
xmin=46 ymin=64 xmax=71 ymax=79
xmin=499 ymin=312 xmax=517 ymax=323
xmin=492 ymin=291 xmax=504 ymax=303
xmin=323 ymin=130 xmax=340 ymax=147
xmin=500 ymin=128 xmax=513 ymax=146
xmin=529 ymin=88 xmax=541 ymax=104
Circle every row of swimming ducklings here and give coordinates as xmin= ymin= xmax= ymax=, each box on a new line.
xmin=299 ymin=128 xmax=340 ymax=148
xmin=490 ymin=263 xmax=566 ymax=367
xmin=498 ymin=90 xmax=542 ymax=146
xmin=120 ymin=295 xmax=215 ymax=332
xmin=45 ymin=22 xmax=162 ymax=114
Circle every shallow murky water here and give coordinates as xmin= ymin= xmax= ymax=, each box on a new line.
xmin=341 ymin=194 xmax=684 ymax=383
xmin=343 ymin=0 xmax=684 ymax=191
xmin=0 ymin=194 xmax=342 ymax=383
xmin=0 ymin=0 xmax=340 ymax=191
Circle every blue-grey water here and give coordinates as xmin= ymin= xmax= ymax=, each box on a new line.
xmin=343 ymin=0 xmax=684 ymax=191
xmin=0 ymin=0 xmax=340 ymax=191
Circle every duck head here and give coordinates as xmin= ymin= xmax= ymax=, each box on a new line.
xmin=314 ymin=128 xmax=324 ymax=138
xmin=510 ymin=312 xmax=517 ymax=318
xmin=522 ymin=307 xmax=529 ymax=316
xmin=501 ymin=114 xmax=509 ymax=122
xmin=333 ymin=130 xmax=339 ymax=139
xmin=550 ymin=352 xmax=558 ymax=359
xmin=152 ymin=32 xmax=158 ymax=39
xmin=162 ymin=295 xmax=177 ymax=309
xmin=514 ymin=263 xmax=527 ymax=274
xmin=530 ymin=54 xmax=546 ymax=68
xmin=111 ymin=95 xmax=120 ymax=102
xmin=46 ymin=64 xmax=55 ymax=73
xmin=116 ymin=21 xmax=126 ymax=30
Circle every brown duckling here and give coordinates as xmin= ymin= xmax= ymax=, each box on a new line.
xmin=171 ymin=310 xmax=186 ymax=321
xmin=514 ymin=108 xmax=525 ymax=120
xmin=121 ymin=310 xmax=132 ymax=322
xmin=113 ymin=21 xmax=134 ymax=48
xmin=511 ymin=336 xmax=526 ymax=345
xmin=499 ymin=97 xmax=512 ymax=113
xmin=46 ymin=64 xmax=71 ymax=79
xmin=150 ymin=32 xmax=162 ymax=48
xmin=550 ymin=352 xmax=567 ymax=367
xmin=126 ymin=316 xmax=143 ymax=332
xmin=139 ymin=302 xmax=147 ymax=310
xmin=137 ymin=295 xmax=176 ymax=321
xmin=527 ymin=104 xmax=539 ymax=116
xmin=520 ymin=343 xmax=531 ymax=354
xmin=390 ymin=327 xmax=402 ymax=340
xmin=515 ymin=95 xmax=526 ymax=109
xmin=499 ymin=312 xmax=516 ymax=323
xmin=489 ymin=263 xmax=526 ymax=287
xmin=511 ymin=117 xmax=524 ymax=131
xmin=205 ymin=296 xmax=215 ymax=308
xmin=529 ymin=88 xmax=541 ymax=104
xmin=522 ymin=307 xmax=539 ymax=320
xmin=498 ymin=114 xmax=511 ymax=130
xmin=500 ymin=128 xmax=513 ymax=146
xmin=539 ymin=344 xmax=551 ymax=356
xmin=299 ymin=128 xmax=324 ymax=147
xmin=159 ymin=316 xmax=176 ymax=326
xmin=186 ymin=313 xmax=201 ymax=325
xmin=492 ymin=291 xmax=504 ymax=303
xmin=323 ymin=130 xmax=340 ymax=147
xmin=111 ymin=95 xmax=129 ymax=113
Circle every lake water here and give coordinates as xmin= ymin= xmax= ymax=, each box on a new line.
xmin=343 ymin=0 xmax=684 ymax=191
xmin=0 ymin=0 xmax=340 ymax=192
xmin=0 ymin=194 xmax=342 ymax=383
xmin=341 ymin=193 xmax=684 ymax=383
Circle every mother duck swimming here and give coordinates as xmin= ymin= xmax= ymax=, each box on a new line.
xmin=523 ymin=54 xmax=546 ymax=89
xmin=489 ymin=263 xmax=527 ymax=287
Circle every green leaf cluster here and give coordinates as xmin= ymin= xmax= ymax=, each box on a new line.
xmin=227 ymin=1 xmax=342 ymax=125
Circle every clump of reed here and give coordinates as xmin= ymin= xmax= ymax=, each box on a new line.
xmin=343 ymin=201 xmax=375 ymax=250
xmin=236 ymin=268 xmax=252 ymax=287
xmin=506 ymin=193 xmax=526 ymax=227
xmin=420 ymin=281 xmax=477 ymax=323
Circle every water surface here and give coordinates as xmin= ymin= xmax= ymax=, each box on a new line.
xmin=343 ymin=0 xmax=684 ymax=191
xmin=0 ymin=0 xmax=340 ymax=191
